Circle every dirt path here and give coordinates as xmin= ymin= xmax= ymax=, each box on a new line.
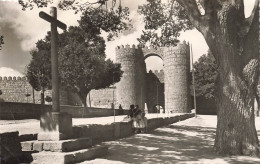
xmin=81 ymin=115 xmax=260 ymax=164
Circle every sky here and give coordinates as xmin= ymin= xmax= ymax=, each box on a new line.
xmin=0 ymin=0 xmax=255 ymax=76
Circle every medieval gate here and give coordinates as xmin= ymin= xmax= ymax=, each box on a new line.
xmin=115 ymin=41 xmax=191 ymax=113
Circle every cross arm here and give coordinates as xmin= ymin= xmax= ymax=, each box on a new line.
xmin=39 ymin=11 xmax=67 ymax=30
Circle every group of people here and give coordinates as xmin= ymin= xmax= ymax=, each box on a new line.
xmin=128 ymin=104 xmax=147 ymax=133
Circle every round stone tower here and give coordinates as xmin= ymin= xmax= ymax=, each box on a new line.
xmin=115 ymin=45 xmax=146 ymax=110
xmin=163 ymin=41 xmax=191 ymax=113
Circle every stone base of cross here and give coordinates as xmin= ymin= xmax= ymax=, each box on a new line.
xmin=38 ymin=112 xmax=73 ymax=141
xmin=37 ymin=7 xmax=73 ymax=141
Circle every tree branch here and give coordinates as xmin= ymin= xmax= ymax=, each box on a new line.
xmin=175 ymin=0 xmax=207 ymax=31
xmin=165 ymin=0 xmax=175 ymax=22
xmin=239 ymin=0 xmax=259 ymax=37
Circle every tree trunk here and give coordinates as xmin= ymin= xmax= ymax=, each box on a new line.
xmin=256 ymin=94 xmax=260 ymax=117
xmin=41 ymin=88 xmax=45 ymax=104
xmin=80 ymin=95 xmax=87 ymax=107
xmin=214 ymin=69 xmax=259 ymax=155
xmin=200 ymin=2 xmax=260 ymax=156
xmin=78 ymin=90 xmax=89 ymax=107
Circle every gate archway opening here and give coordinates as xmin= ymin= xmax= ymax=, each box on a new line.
xmin=144 ymin=54 xmax=164 ymax=113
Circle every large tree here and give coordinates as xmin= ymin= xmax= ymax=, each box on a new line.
xmin=26 ymin=41 xmax=52 ymax=104
xmin=58 ymin=26 xmax=123 ymax=106
xmin=139 ymin=0 xmax=259 ymax=156
xmin=27 ymin=26 xmax=123 ymax=107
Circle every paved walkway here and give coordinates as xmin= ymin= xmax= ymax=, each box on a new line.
xmin=2 ymin=114 xmax=260 ymax=163
xmin=0 ymin=113 xmax=180 ymax=135
xmin=81 ymin=115 xmax=260 ymax=164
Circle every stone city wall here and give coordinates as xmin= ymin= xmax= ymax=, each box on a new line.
xmin=87 ymin=70 xmax=165 ymax=112
xmin=0 ymin=42 xmax=192 ymax=114
xmin=0 ymin=76 xmax=69 ymax=105
xmin=87 ymin=87 xmax=117 ymax=109
xmin=0 ymin=102 xmax=128 ymax=120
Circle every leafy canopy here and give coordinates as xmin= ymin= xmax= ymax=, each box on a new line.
xmin=26 ymin=42 xmax=52 ymax=92
xmin=138 ymin=0 xmax=192 ymax=47
xmin=18 ymin=0 xmax=131 ymax=41
xmin=192 ymin=51 xmax=218 ymax=99
xmin=27 ymin=25 xmax=123 ymax=106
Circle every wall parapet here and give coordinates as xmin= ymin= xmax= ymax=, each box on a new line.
xmin=0 ymin=76 xmax=27 ymax=81
xmin=116 ymin=44 xmax=141 ymax=50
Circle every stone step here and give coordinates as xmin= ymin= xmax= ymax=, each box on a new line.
xmin=30 ymin=145 xmax=108 ymax=164
xmin=21 ymin=137 xmax=92 ymax=152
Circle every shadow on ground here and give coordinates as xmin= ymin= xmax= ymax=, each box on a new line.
xmin=98 ymin=123 xmax=260 ymax=164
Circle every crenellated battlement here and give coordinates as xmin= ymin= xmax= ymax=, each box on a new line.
xmin=149 ymin=69 xmax=164 ymax=74
xmin=148 ymin=69 xmax=164 ymax=83
xmin=115 ymin=44 xmax=141 ymax=50
xmin=0 ymin=76 xmax=27 ymax=81
xmin=116 ymin=41 xmax=188 ymax=50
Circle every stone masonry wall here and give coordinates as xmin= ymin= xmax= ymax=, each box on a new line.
xmin=115 ymin=45 xmax=146 ymax=109
xmin=0 ymin=42 xmax=191 ymax=114
xmin=0 ymin=76 xmax=40 ymax=103
xmin=87 ymin=87 xmax=117 ymax=109
xmin=0 ymin=76 xmax=69 ymax=105
xmin=163 ymin=42 xmax=190 ymax=113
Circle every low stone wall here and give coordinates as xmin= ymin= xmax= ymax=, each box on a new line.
xmin=0 ymin=102 xmax=50 ymax=119
xmin=61 ymin=105 xmax=128 ymax=118
xmin=0 ymin=102 xmax=128 ymax=120
xmin=0 ymin=131 xmax=23 ymax=163
xmin=72 ymin=113 xmax=194 ymax=145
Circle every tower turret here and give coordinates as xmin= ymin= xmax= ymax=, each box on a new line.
xmin=115 ymin=45 xmax=146 ymax=109
xmin=163 ymin=42 xmax=191 ymax=113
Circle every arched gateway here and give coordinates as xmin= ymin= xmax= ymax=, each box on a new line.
xmin=115 ymin=41 xmax=191 ymax=113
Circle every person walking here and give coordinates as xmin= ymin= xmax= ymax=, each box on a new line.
xmin=118 ymin=104 xmax=123 ymax=115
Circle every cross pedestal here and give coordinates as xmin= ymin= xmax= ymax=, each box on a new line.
xmin=37 ymin=7 xmax=72 ymax=141
xmin=38 ymin=112 xmax=72 ymax=141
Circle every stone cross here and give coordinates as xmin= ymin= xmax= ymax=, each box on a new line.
xmin=39 ymin=7 xmax=66 ymax=112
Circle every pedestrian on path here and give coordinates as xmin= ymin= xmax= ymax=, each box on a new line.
xmin=132 ymin=105 xmax=146 ymax=133
xmin=118 ymin=104 xmax=124 ymax=115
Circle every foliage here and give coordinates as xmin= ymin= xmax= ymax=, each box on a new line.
xmin=192 ymin=51 xmax=218 ymax=99
xmin=18 ymin=0 xmax=131 ymax=41
xmin=27 ymin=25 xmax=123 ymax=106
xmin=26 ymin=40 xmax=52 ymax=104
xmin=26 ymin=48 xmax=52 ymax=93
xmin=138 ymin=0 xmax=192 ymax=47
xmin=59 ymin=26 xmax=123 ymax=106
